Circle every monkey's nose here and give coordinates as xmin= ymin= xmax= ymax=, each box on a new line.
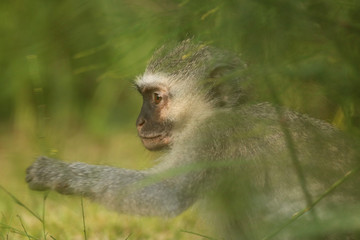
xmin=136 ymin=118 xmax=146 ymax=128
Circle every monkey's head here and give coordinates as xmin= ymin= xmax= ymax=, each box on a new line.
xmin=135 ymin=39 xmax=248 ymax=151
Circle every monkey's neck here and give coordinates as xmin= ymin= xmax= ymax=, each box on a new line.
xmin=172 ymin=108 xmax=214 ymax=145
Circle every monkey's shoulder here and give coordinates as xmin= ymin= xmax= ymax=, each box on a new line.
xmin=202 ymin=102 xmax=338 ymax=137
xmin=191 ymin=102 xmax=353 ymax=159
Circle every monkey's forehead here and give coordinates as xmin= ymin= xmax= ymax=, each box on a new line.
xmin=134 ymin=73 xmax=197 ymax=98
xmin=134 ymin=73 xmax=171 ymax=90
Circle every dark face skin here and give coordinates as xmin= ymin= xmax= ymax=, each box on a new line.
xmin=135 ymin=85 xmax=173 ymax=151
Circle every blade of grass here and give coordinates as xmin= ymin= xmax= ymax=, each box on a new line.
xmin=81 ymin=197 xmax=88 ymax=240
xmin=42 ymin=192 xmax=49 ymax=240
xmin=17 ymin=215 xmax=30 ymax=240
xmin=181 ymin=229 xmax=218 ymax=240
xmin=0 ymin=186 xmax=42 ymax=223
xmin=263 ymin=68 xmax=317 ymax=220
xmin=0 ymin=223 xmax=39 ymax=240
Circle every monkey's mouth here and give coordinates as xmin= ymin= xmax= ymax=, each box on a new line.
xmin=139 ymin=133 xmax=172 ymax=151
xmin=140 ymin=134 xmax=163 ymax=139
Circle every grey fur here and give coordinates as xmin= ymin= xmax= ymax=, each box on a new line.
xmin=144 ymin=39 xmax=249 ymax=107
xmin=26 ymin=41 xmax=359 ymax=239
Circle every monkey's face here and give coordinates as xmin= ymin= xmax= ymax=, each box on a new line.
xmin=135 ymin=84 xmax=173 ymax=151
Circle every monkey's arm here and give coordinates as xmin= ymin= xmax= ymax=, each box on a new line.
xmin=26 ymin=156 xmax=196 ymax=217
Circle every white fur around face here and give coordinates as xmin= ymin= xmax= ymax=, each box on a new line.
xmin=136 ymin=71 xmax=213 ymax=123
xmin=135 ymin=73 xmax=170 ymax=89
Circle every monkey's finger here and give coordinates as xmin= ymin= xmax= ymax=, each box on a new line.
xmin=26 ymin=177 xmax=50 ymax=191
xmin=25 ymin=165 xmax=31 ymax=175
xmin=25 ymin=166 xmax=49 ymax=191
xmin=25 ymin=171 xmax=32 ymax=183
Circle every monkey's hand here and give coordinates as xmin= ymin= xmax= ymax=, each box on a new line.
xmin=26 ymin=156 xmax=71 ymax=194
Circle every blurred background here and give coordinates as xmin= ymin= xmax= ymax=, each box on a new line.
xmin=0 ymin=0 xmax=359 ymax=239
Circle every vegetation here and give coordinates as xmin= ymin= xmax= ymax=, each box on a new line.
xmin=0 ymin=0 xmax=359 ymax=239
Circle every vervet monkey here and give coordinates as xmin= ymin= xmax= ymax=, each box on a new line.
xmin=26 ymin=40 xmax=360 ymax=239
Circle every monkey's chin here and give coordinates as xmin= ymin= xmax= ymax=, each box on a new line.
xmin=140 ymin=135 xmax=172 ymax=151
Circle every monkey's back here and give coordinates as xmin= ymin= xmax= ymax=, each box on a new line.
xmin=187 ymin=102 xmax=360 ymax=239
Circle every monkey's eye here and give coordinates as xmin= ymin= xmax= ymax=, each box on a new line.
xmin=153 ymin=93 xmax=163 ymax=104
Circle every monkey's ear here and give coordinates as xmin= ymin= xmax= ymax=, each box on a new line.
xmin=209 ymin=65 xmax=233 ymax=79
xmin=206 ymin=64 xmax=249 ymax=107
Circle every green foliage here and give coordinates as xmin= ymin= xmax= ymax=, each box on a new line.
xmin=1 ymin=0 xmax=359 ymax=135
